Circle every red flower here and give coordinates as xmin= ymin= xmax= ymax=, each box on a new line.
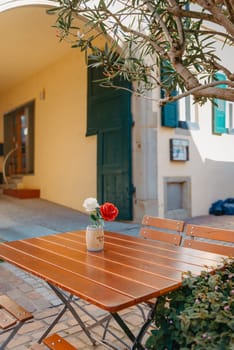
xmin=100 ymin=202 xmax=119 ymax=221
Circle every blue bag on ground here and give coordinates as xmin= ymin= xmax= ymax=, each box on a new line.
xmin=209 ymin=200 xmax=224 ymax=215
xmin=209 ymin=198 xmax=234 ymax=215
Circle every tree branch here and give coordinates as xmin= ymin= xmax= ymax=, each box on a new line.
xmin=195 ymin=0 xmax=234 ymax=37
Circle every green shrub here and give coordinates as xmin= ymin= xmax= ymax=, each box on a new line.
xmin=146 ymin=259 xmax=234 ymax=350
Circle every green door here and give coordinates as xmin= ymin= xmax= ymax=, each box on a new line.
xmin=87 ymin=66 xmax=133 ymax=220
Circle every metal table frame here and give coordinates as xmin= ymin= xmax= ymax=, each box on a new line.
xmin=37 ymin=283 xmax=154 ymax=350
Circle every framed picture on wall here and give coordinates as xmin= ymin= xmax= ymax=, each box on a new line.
xmin=170 ymin=138 xmax=189 ymax=161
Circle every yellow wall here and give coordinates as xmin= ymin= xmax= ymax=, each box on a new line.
xmin=0 ymin=50 xmax=97 ymax=212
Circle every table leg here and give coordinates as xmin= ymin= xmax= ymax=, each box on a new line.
xmin=111 ymin=313 xmax=145 ymax=350
xmin=38 ymin=283 xmax=96 ymax=346
xmin=131 ymin=303 xmax=157 ymax=350
xmin=111 ymin=300 xmax=158 ymax=350
xmin=72 ymin=298 xmax=130 ymax=349
xmin=38 ymin=283 xmax=153 ymax=350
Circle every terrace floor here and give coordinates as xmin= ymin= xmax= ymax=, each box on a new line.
xmin=0 ymin=194 xmax=234 ymax=349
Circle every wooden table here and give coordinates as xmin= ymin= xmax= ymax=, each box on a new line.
xmin=0 ymin=230 xmax=226 ymax=349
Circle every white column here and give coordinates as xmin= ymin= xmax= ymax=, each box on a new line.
xmin=132 ymin=89 xmax=160 ymax=222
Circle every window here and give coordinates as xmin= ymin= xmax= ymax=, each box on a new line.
xmin=160 ymin=58 xmax=199 ymax=129
xmin=160 ymin=65 xmax=233 ymax=134
xmin=4 ymin=101 xmax=35 ymax=175
xmin=161 ymin=92 xmax=199 ymax=129
xmin=178 ymin=95 xmax=199 ymax=129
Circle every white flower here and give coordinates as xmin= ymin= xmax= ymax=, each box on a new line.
xmin=83 ymin=197 xmax=99 ymax=212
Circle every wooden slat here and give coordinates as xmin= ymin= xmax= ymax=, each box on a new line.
xmin=56 ymin=229 xmax=227 ymax=263
xmin=140 ymin=227 xmax=182 ymax=245
xmin=185 ymin=224 xmax=234 ymax=243
xmin=0 ymin=309 xmax=16 ymax=329
xmin=47 ymin=230 xmax=183 ymax=255
xmin=43 ymin=333 xmax=77 ymax=350
xmin=0 ymin=295 xmax=32 ymax=322
xmin=140 ymin=216 xmax=184 ymax=246
xmin=6 ymin=240 xmax=169 ymax=297
xmin=47 ymin=232 xmax=223 ymax=269
xmin=0 ymin=244 xmax=151 ymax=312
xmin=25 ymin=236 xmax=186 ymax=280
xmin=96 ymin=231 xmax=227 ymax=262
xmin=184 ymin=224 xmax=234 ymax=257
xmin=17 ymin=238 xmax=183 ymax=285
xmin=183 ymin=239 xmax=234 ymax=256
xmin=103 ymin=230 xmax=182 ymax=251
xmin=142 ymin=215 xmax=184 ymax=232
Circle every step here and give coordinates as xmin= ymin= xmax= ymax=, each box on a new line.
xmin=3 ymin=188 xmax=40 ymax=199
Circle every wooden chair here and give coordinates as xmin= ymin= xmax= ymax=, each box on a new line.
xmin=183 ymin=224 xmax=234 ymax=256
xmin=0 ymin=294 xmax=33 ymax=350
xmin=140 ymin=215 xmax=184 ymax=246
xmin=139 ymin=216 xmax=184 ymax=309
xmin=31 ymin=334 xmax=78 ymax=350
xmin=0 ymin=297 xmax=76 ymax=350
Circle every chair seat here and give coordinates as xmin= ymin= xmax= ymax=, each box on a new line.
xmin=43 ymin=333 xmax=78 ymax=350
xmin=0 ymin=294 xmax=33 ymax=350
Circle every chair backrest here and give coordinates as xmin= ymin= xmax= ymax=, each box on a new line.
xmin=140 ymin=215 xmax=184 ymax=246
xmin=183 ymin=224 xmax=234 ymax=256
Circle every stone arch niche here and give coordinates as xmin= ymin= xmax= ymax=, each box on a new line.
xmin=0 ymin=0 xmax=54 ymax=13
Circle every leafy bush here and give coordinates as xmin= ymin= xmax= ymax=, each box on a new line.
xmin=146 ymin=259 xmax=234 ymax=350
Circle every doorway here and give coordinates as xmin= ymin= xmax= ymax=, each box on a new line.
xmin=87 ymin=66 xmax=133 ymax=220
xmin=4 ymin=101 xmax=35 ymax=176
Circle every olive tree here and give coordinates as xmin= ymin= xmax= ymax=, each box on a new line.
xmin=49 ymin=0 xmax=234 ymax=105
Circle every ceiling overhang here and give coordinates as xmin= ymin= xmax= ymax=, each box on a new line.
xmin=0 ymin=0 xmax=56 ymax=13
xmin=0 ymin=1 xmax=73 ymax=94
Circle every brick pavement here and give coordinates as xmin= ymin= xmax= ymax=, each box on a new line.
xmin=0 ymin=262 xmax=149 ymax=350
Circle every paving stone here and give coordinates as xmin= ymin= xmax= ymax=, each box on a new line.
xmin=36 ymin=307 xmax=59 ymax=320
xmin=18 ymin=282 xmax=33 ymax=293
xmin=7 ymin=335 xmax=32 ymax=348
xmin=124 ymin=312 xmax=145 ymax=326
xmin=18 ymin=320 xmax=45 ymax=334
xmin=30 ymin=343 xmax=47 ymax=350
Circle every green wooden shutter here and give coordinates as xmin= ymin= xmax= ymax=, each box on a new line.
xmin=160 ymin=61 xmax=179 ymax=128
xmin=87 ymin=64 xmax=131 ymax=136
xmin=161 ymin=90 xmax=179 ymax=127
xmin=213 ymin=72 xmax=227 ymax=134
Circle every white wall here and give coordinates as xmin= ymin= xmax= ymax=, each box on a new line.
xmin=157 ymin=99 xmax=234 ymax=217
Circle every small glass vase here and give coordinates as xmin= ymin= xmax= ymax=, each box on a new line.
xmin=85 ymin=225 xmax=104 ymax=252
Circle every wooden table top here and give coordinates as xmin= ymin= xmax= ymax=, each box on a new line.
xmin=0 ymin=231 xmax=226 ymax=312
